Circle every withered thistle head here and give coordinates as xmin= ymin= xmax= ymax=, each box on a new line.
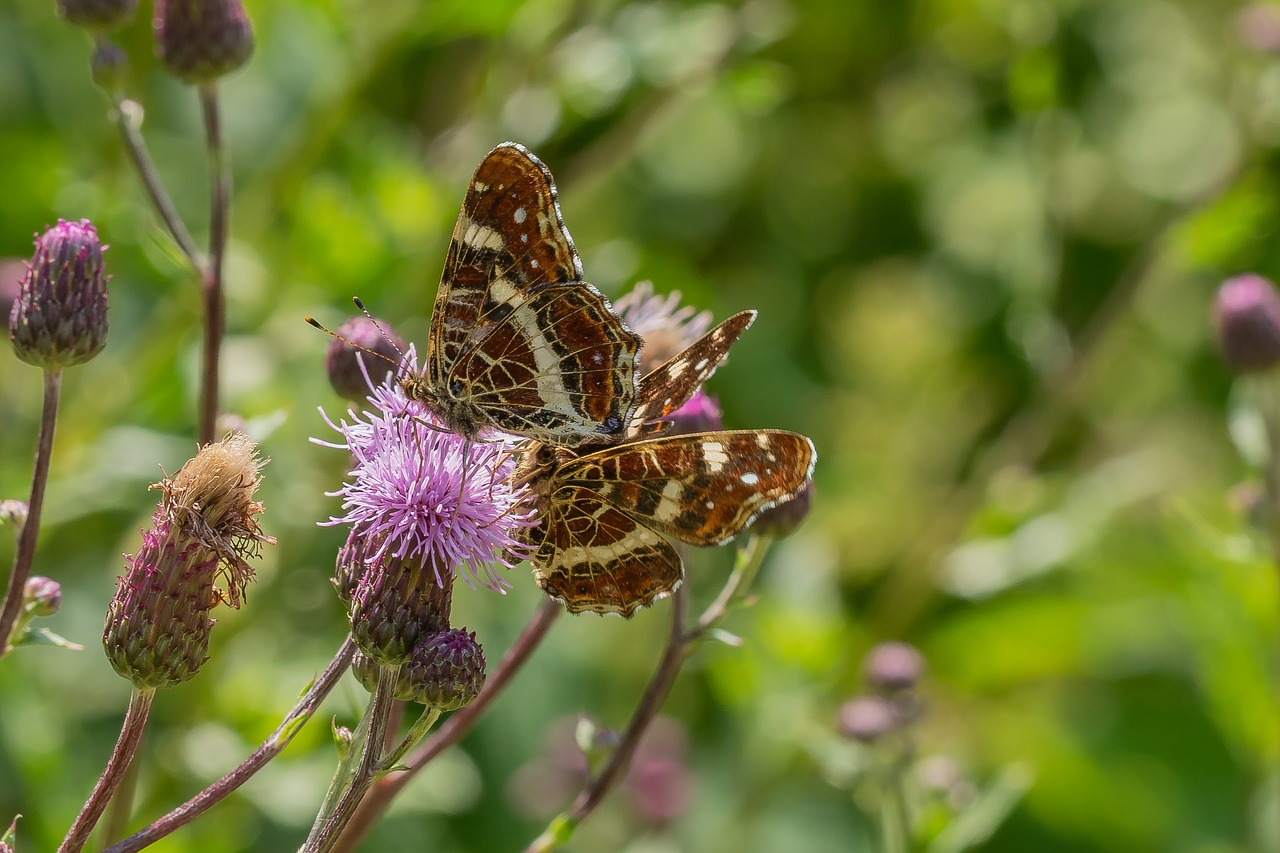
xmin=351 ymin=628 xmax=487 ymax=710
xmin=103 ymin=433 xmax=273 ymax=689
xmin=325 ymin=315 xmax=405 ymax=401
xmin=155 ymin=0 xmax=254 ymax=84
xmin=9 ymin=219 xmax=109 ymax=370
xmin=58 ymin=0 xmax=137 ymax=31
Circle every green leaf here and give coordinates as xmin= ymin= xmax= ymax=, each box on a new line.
xmin=12 ymin=627 xmax=83 ymax=650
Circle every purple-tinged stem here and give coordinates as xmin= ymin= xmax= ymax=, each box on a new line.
xmin=198 ymin=84 xmax=229 ymax=446
xmin=101 ymin=638 xmax=355 ymax=853
xmin=305 ymin=663 xmax=400 ymax=853
xmin=108 ymin=94 xmax=201 ymax=269
xmin=58 ymin=688 xmax=156 ymax=853
xmin=331 ymin=599 xmax=561 ymax=853
xmin=0 ymin=368 xmax=63 ymax=657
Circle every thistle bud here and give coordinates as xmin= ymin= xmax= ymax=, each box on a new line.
xmin=1213 ymin=274 xmax=1280 ymax=373
xmin=837 ymin=695 xmax=899 ymax=744
xmin=155 ymin=0 xmax=254 ymax=84
xmin=23 ymin=576 xmax=62 ymax=617
xmin=103 ymin=433 xmax=272 ymax=689
xmin=351 ymin=628 xmax=486 ymax=710
xmin=58 ymin=0 xmax=137 ymax=31
xmin=864 ymin=641 xmax=925 ymax=693
xmin=349 ymin=554 xmax=453 ymax=666
xmin=750 ymin=479 xmax=813 ymax=539
xmin=91 ymin=41 xmax=129 ymax=94
xmin=9 ymin=220 xmax=109 ymax=370
xmin=325 ymin=315 xmax=405 ymax=401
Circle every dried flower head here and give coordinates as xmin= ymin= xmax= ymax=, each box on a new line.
xmin=325 ymin=315 xmax=405 ymax=401
xmin=351 ymin=627 xmax=487 ymax=710
xmin=614 ymin=281 xmax=713 ymax=375
xmin=58 ymin=0 xmax=137 ymax=31
xmin=155 ymin=0 xmax=253 ymax=84
xmin=9 ymin=219 xmax=109 ymax=370
xmin=103 ymin=433 xmax=272 ymax=689
xmin=1214 ymin=274 xmax=1280 ymax=373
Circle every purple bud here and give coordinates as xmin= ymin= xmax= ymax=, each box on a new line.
xmin=350 ymin=553 xmax=453 ymax=666
xmin=864 ymin=641 xmax=925 ymax=693
xmin=9 ymin=220 xmax=110 ymax=370
xmin=325 ymin=315 xmax=405 ymax=401
xmin=1213 ymin=274 xmax=1280 ymax=373
xmin=58 ymin=0 xmax=137 ymax=31
xmin=23 ymin=576 xmax=62 ymax=617
xmin=837 ymin=695 xmax=899 ymax=743
xmin=750 ymin=479 xmax=813 ymax=539
xmin=155 ymin=0 xmax=254 ymax=84
xmin=351 ymin=627 xmax=487 ymax=710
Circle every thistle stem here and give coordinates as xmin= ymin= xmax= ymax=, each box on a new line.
xmin=524 ymin=537 xmax=771 ymax=853
xmin=198 ymin=84 xmax=230 ymax=446
xmin=101 ymin=638 xmax=355 ymax=853
xmin=378 ymin=707 xmax=442 ymax=773
xmin=0 ymin=368 xmax=63 ymax=657
xmin=304 ymin=663 xmax=400 ymax=853
xmin=58 ymin=687 xmax=155 ymax=853
xmin=330 ymin=599 xmax=561 ymax=853
xmin=108 ymin=94 xmax=202 ymax=269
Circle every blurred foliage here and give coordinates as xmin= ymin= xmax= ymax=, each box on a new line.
xmin=1 ymin=0 xmax=1279 ymax=851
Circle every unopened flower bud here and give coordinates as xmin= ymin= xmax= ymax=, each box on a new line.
xmin=155 ymin=0 xmax=254 ymax=84
xmin=864 ymin=641 xmax=925 ymax=693
xmin=838 ymin=695 xmax=899 ymax=743
xmin=352 ymin=627 xmax=486 ymax=710
xmin=750 ymin=479 xmax=813 ymax=538
xmin=9 ymin=219 xmax=109 ymax=370
xmin=350 ymin=555 xmax=453 ymax=666
xmin=325 ymin=316 xmax=405 ymax=401
xmin=103 ymin=433 xmax=272 ymax=689
xmin=58 ymin=0 xmax=137 ymax=31
xmin=24 ymin=576 xmax=62 ymax=617
xmin=1213 ymin=274 xmax=1280 ymax=373
xmin=91 ymin=41 xmax=129 ymax=94
xmin=0 ymin=500 xmax=28 ymax=534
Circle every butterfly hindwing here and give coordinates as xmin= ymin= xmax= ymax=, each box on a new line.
xmin=560 ymin=430 xmax=816 ymax=546
xmin=533 ymin=485 xmax=683 ymax=617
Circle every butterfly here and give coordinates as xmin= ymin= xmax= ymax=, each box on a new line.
xmin=401 ymin=142 xmax=643 ymax=445
xmin=513 ymin=310 xmax=817 ymax=616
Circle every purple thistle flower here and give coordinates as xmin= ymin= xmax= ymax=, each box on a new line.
xmin=315 ymin=348 xmax=536 ymax=593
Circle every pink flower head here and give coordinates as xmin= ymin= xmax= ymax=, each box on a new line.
xmin=315 ymin=348 xmax=535 ymax=592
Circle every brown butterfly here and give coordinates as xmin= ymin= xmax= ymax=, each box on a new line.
xmin=514 ymin=311 xmax=817 ymax=616
xmin=398 ymin=142 xmax=643 ymax=445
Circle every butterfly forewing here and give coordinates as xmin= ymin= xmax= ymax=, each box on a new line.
xmin=416 ymin=141 xmax=641 ymax=443
xmin=562 ymin=430 xmax=816 ymax=546
xmin=534 ymin=486 xmax=683 ymax=617
xmin=628 ymin=310 xmax=757 ymax=430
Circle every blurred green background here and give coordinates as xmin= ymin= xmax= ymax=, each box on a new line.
xmin=2 ymin=0 xmax=1279 ymax=850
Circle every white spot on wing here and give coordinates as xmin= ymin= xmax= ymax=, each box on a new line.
xmin=514 ymin=207 xmax=527 ymax=224
xmin=740 ymin=472 xmax=760 ymax=486
xmin=694 ymin=358 xmax=708 ymax=371
xmin=704 ymin=442 xmax=728 ymax=472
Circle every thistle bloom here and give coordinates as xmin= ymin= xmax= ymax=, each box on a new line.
xmin=614 ymin=281 xmax=713 ymax=375
xmin=103 ymin=433 xmax=272 ymax=689
xmin=9 ymin=219 xmax=109 ymax=370
xmin=317 ymin=349 xmax=535 ymax=593
xmin=325 ymin=315 xmax=405 ymax=402
xmin=1213 ymin=274 xmax=1280 ymax=373
xmin=155 ymin=0 xmax=254 ymax=84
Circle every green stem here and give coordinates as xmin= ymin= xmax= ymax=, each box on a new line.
xmin=58 ymin=688 xmax=155 ymax=853
xmin=0 ymin=368 xmax=63 ymax=658
xmin=378 ymin=707 xmax=442 ymax=773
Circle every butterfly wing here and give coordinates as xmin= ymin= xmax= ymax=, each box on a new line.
xmin=532 ymin=485 xmax=683 ymax=617
xmin=628 ymin=310 xmax=756 ymax=431
xmin=428 ymin=142 xmax=640 ymax=443
xmin=560 ymin=430 xmax=816 ymax=546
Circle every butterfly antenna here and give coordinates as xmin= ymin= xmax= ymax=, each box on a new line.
xmin=304 ymin=314 xmax=403 ymax=372
xmin=351 ymin=296 xmax=407 ymax=362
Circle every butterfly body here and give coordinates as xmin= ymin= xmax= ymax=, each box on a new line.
xmin=403 ymin=142 xmax=642 ymax=445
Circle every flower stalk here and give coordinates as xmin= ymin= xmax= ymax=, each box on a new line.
xmin=198 ymin=84 xmax=228 ymax=445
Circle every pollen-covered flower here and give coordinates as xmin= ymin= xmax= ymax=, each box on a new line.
xmin=155 ymin=0 xmax=253 ymax=84
xmin=316 ymin=349 xmax=535 ymax=592
xmin=103 ymin=433 xmax=272 ymax=689
xmin=9 ymin=219 xmax=109 ymax=370
xmin=325 ymin=315 xmax=405 ymax=402
xmin=614 ymin=281 xmax=713 ymax=375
